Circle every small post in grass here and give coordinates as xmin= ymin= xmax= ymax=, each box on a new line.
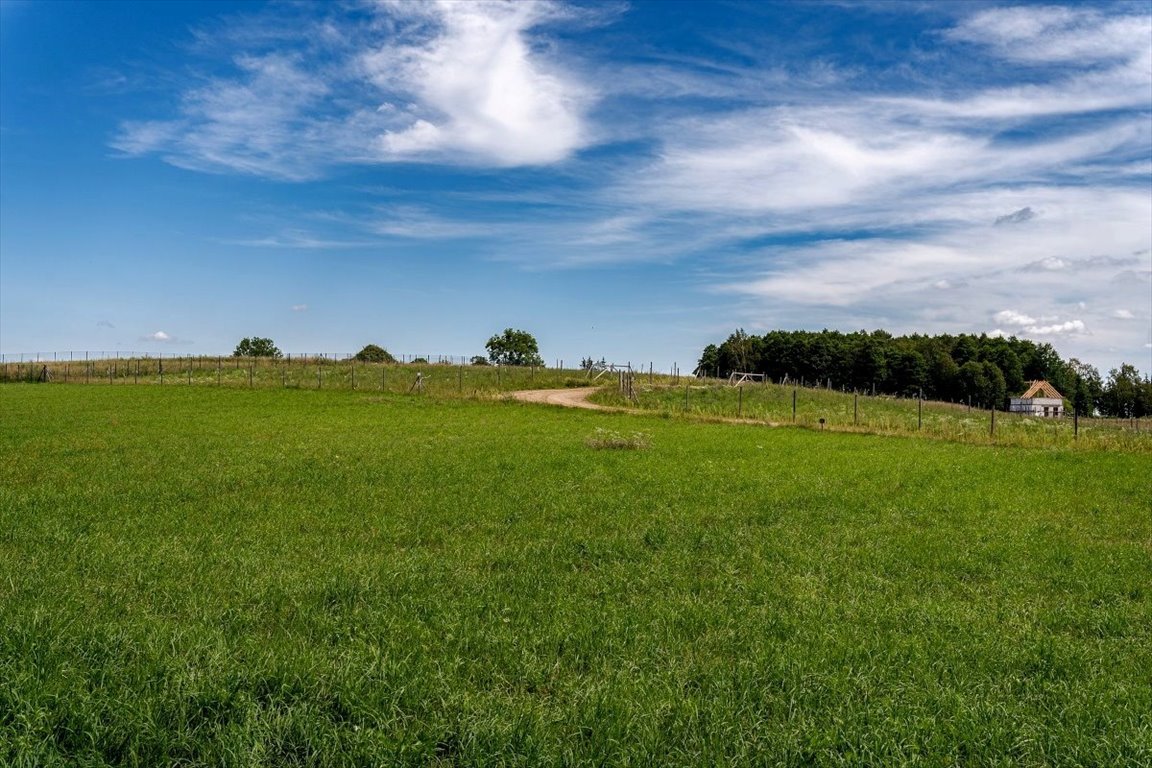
xmin=990 ymin=407 xmax=995 ymax=437
xmin=918 ymin=389 xmax=923 ymax=430
xmin=792 ymin=388 xmax=797 ymax=422
xmin=738 ymin=385 xmax=743 ymax=418
xmin=854 ymin=393 xmax=859 ymax=426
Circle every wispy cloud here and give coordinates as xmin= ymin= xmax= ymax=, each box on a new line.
xmin=219 ymin=230 xmax=377 ymax=249
xmin=112 ymin=0 xmax=596 ymax=178
xmin=103 ymin=1 xmax=1151 ymax=370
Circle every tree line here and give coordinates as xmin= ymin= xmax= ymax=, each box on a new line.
xmin=231 ymin=329 xmax=544 ymax=368
xmin=697 ymin=329 xmax=1152 ymax=417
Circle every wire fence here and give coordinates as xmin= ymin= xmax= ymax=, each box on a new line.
xmin=594 ymin=380 xmax=1152 ymax=451
xmin=3 ymin=353 xmax=1147 ymax=450
xmin=0 ymin=353 xmax=682 ymax=398
xmin=2 ymin=351 xmax=488 ymax=366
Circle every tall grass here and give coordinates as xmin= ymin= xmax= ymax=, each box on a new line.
xmin=1 ymin=385 xmax=1149 ymax=765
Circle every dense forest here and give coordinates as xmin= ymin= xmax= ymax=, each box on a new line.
xmin=697 ymin=329 xmax=1152 ymax=417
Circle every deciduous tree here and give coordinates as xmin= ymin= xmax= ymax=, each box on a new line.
xmin=233 ymin=337 xmax=282 ymax=358
xmin=485 ymin=329 xmax=543 ymax=366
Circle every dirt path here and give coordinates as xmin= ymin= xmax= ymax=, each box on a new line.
xmin=510 ymin=385 xmax=783 ymax=427
xmin=508 ymin=387 xmax=609 ymax=410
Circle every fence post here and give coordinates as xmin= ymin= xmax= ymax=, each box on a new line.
xmin=854 ymin=393 xmax=858 ymax=425
xmin=738 ymin=385 xmax=743 ymax=418
xmin=918 ymin=390 xmax=922 ymax=430
xmin=990 ymin=407 xmax=995 ymax=438
xmin=351 ymin=359 xmax=356 ymax=391
xmin=792 ymin=388 xmax=797 ymax=422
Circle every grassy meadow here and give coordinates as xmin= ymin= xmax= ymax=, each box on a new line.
xmin=1 ymin=384 xmax=1150 ymax=766
xmin=0 ymin=355 xmax=592 ymax=398
xmin=592 ymin=382 xmax=1152 ymax=452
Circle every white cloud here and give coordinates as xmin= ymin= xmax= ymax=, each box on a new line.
xmin=364 ymin=0 xmax=592 ymax=166
xmin=113 ymin=0 xmax=593 ymax=177
xmin=1113 ymin=309 xmax=1135 ymax=319
xmin=1025 ymin=320 xmax=1086 ymax=336
xmin=291 ymin=304 xmax=308 ymax=312
xmin=995 ymin=310 xmax=1037 ymax=327
xmin=142 ymin=331 xmax=176 ymax=343
xmin=946 ymin=7 xmax=1151 ymax=65
xmin=985 ymin=308 xmax=1089 ymax=338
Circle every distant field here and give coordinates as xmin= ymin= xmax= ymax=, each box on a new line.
xmin=592 ymin=381 xmax=1152 ymax=452
xmin=1 ymin=385 xmax=1149 ymax=766
xmin=0 ymin=355 xmax=596 ymax=397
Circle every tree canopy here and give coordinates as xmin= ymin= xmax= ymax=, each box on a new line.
xmin=696 ymin=328 xmax=1150 ymax=415
xmin=233 ymin=337 xmax=282 ymax=358
xmin=485 ymin=329 xmax=544 ymax=367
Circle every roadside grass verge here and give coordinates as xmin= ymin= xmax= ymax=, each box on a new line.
xmin=1 ymin=385 xmax=1149 ymax=766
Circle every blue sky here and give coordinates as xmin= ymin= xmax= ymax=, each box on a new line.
xmin=2 ymin=0 xmax=1149 ymax=374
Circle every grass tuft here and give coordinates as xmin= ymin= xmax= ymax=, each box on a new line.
xmin=584 ymin=427 xmax=650 ymax=450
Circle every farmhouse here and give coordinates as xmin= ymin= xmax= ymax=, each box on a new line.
xmin=1009 ymin=380 xmax=1065 ymax=418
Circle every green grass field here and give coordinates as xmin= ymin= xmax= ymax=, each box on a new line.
xmin=2 ymin=385 xmax=1150 ymax=766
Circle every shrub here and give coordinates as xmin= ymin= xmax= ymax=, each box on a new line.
xmin=355 ymin=344 xmax=396 ymax=363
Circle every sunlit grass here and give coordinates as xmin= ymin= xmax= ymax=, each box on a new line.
xmin=1 ymin=385 xmax=1149 ymax=766
xmin=591 ymin=381 xmax=1152 ymax=451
